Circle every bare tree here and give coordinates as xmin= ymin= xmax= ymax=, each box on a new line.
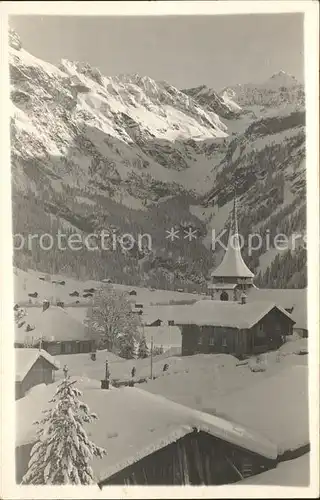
xmin=85 ymin=286 xmax=141 ymax=356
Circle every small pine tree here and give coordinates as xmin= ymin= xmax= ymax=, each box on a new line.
xmin=137 ymin=336 xmax=149 ymax=359
xmin=22 ymin=370 xmax=106 ymax=485
xmin=118 ymin=332 xmax=136 ymax=359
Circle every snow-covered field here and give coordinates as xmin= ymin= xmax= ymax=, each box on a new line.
xmin=142 ymin=342 xmax=307 ymax=410
xmin=14 ymin=267 xmax=205 ymax=306
xmin=52 ymin=339 xmax=308 ymax=412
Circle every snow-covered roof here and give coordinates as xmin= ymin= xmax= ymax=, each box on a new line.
xmin=208 ymin=365 xmax=308 ymax=455
xmin=173 ymin=300 xmax=295 ymax=329
xmin=16 ymin=380 xmax=278 ymax=482
xmin=15 ymin=306 xmax=90 ymax=344
xmin=139 ymin=326 xmax=182 ymax=348
xmin=247 ymin=288 xmax=307 ymax=330
xmin=141 ymin=304 xmax=204 ymax=325
xmin=211 ymin=242 xmax=255 ymax=279
xmin=239 ymin=453 xmax=309 ymax=486
xmin=15 ymin=348 xmax=59 ymax=382
xmin=140 ymin=306 xmax=165 ymax=325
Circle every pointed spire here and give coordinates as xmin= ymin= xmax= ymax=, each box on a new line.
xmin=211 ymin=190 xmax=254 ymax=280
xmin=229 ymin=188 xmax=239 ymax=241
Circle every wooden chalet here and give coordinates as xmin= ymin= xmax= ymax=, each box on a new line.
xmin=15 ymin=304 xmax=94 ymax=355
xmin=16 ymin=383 xmax=278 ymax=485
xmin=174 ymin=300 xmax=295 ymax=357
xmin=246 ymin=288 xmax=307 ymax=337
xmin=15 ymin=348 xmax=59 ymax=400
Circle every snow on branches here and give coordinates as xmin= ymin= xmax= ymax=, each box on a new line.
xmin=137 ymin=335 xmax=149 ymax=359
xmin=85 ymin=286 xmax=141 ymax=358
xmin=14 ymin=304 xmax=27 ymax=324
xmin=22 ymin=372 xmax=106 ymax=485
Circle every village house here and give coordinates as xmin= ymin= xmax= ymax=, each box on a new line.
xmin=174 ymin=300 xmax=295 ymax=357
xmin=15 ymin=348 xmax=59 ymax=400
xmin=14 ymin=303 xmax=94 ymax=355
xmin=15 ymin=382 xmax=278 ymax=485
xmin=246 ymin=288 xmax=307 ymax=337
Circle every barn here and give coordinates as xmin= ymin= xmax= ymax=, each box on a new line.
xmin=15 ymin=382 xmax=278 ymax=485
xmin=246 ymin=288 xmax=307 ymax=338
xmin=15 ymin=348 xmax=59 ymax=400
xmin=174 ymin=300 xmax=295 ymax=357
xmin=14 ymin=305 xmax=94 ymax=355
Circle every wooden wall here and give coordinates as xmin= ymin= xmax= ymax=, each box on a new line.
xmin=16 ymin=357 xmax=55 ymax=400
xmin=180 ymin=307 xmax=294 ymax=357
xmin=16 ymin=431 xmax=277 ymax=486
xmin=181 ymin=325 xmax=243 ymax=356
xmin=250 ymin=307 xmax=294 ymax=353
xmin=43 ymin=340 xmax=94 ymax=356
xmin=101 ymin=430 xmax=276 ymax=486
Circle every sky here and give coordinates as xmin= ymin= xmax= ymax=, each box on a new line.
xmin=10 ymin=14 xmax=304 ymax=89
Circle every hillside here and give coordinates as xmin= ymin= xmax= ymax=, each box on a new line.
xmin=10 ymin=28 xmax=306 ymax=289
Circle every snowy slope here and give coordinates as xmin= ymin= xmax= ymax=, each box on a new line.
xmin=10 ymin=29 xmax=227 ymax=202
xmin=181 ymin=84 xmax=242 ymax=119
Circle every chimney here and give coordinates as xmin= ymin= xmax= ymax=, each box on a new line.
xmin=43 ymin=300 xmax=50 ymax=312
xmin=241 ymin=292 xmax=247 ymax=305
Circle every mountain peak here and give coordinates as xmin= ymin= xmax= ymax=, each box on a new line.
xmin=268 ymin=70 xmax=299 ymax=86
xmin=9 ymin=27 xmax=22 ymax=51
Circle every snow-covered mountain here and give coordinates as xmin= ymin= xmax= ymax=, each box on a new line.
xmin=9 ymin=28 xmax=306 ymax=289
xmin=221 ymin=71 xmax=304 ymax=111
xmin=181 ymin=85 xmax=242 ymax=119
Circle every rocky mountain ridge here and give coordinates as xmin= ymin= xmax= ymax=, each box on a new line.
xmin=9 ymin=28 xmax=306 ymax=289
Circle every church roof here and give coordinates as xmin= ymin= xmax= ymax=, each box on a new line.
xmin=211 ymin=196 xmax=254 ymax=279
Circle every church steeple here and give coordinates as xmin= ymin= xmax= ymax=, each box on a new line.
xmin=229 ymin=190 xmax=239 ymax=242
xmin=211 ymin=191 xmax=254 ymax=281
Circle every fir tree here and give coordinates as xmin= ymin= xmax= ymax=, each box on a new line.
xmin=118 ymin=332 xmax=136 ymax=359
xmin=22 ymin=370 xmax=106 ymax=485
xmin=137 ymin=336 xmax=149 ymax=359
